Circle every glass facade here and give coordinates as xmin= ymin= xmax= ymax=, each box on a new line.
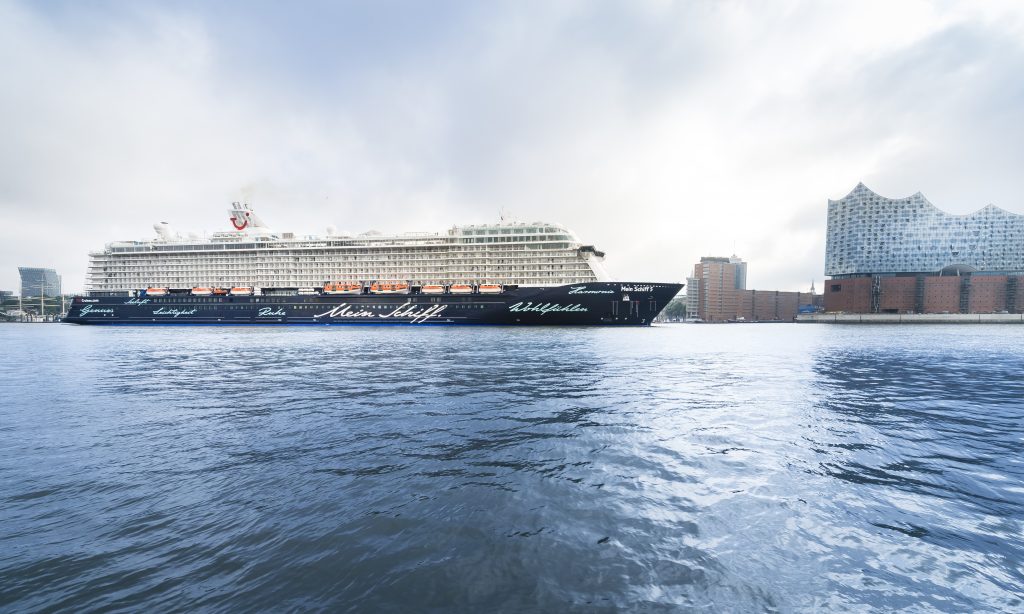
xmin=825 ymin=183 xmax=1024 ymax=276
xmin=18 ymin=267 xmax=62 ymax=297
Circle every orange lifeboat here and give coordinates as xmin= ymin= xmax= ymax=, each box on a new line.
xmin=145 ymin=287 xmax=168 ymax=296
xmin=324 ymin=282 xmax=362 ymax=294
xmin=478 ymin=284 xmax=502 ymax=294
xmin=420 ymin=284 xmax=445 ymax=294
xmin=449 ymin=284 xmax=472 ymax=294
xmin=191 ymin=287 xmax=213 ymax=296
xmin=211 ymin=288 xmax=228 ymax=295
xmin=370 ymin=282 xmax=409 ymax=294
xmin=230 ymin=287 xmax=253 ymax=296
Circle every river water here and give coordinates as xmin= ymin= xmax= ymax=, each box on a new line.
xmin=1 ymin=323 xmax=1022 ymax=612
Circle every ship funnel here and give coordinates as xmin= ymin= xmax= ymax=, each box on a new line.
xmin=228 ymin=202 xmax=272 ymax=233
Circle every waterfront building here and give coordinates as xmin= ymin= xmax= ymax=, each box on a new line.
xmin=736 ymin=288 xmax=817 ymax=322
xmin=18 ymin=267 xmax=61 ymax=298
xmin=824 ymin=184 xmax=1024 ymax=314
xmin=686 ymin=256 xmax=746 ymax=322
xmin=687 ymin=256 xmax=814 ymax=322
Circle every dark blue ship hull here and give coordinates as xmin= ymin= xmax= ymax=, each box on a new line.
xmin=65 ymin=283 xmax=683 ymax=326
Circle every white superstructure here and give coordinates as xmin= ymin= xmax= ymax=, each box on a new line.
xmin=86 ymin=203 xmax=610 ymax=292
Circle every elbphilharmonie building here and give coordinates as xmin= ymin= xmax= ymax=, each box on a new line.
xmin=824 ymin=184 xmax=1024 ymax=314
xmin=826 ymin=183 xmax=1024 ymax=277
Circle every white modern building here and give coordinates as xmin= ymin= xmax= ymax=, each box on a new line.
xmin=825 ymin=183 xmax=1024 ymax=277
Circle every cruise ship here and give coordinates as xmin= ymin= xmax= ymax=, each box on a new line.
xmin=65 ymin=203 xmax=682 ymax=326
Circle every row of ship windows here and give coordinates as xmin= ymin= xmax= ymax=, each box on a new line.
xmin=91 ymin=257 xmax=588 ymax=267
xmin=96 ymin=272 xmax=599 ymax=280
xmin=94 ymin=280 xmax=594 ymax=290
xmin=93 ymin=260 xmax=589 ymax=269
xmin=108 ymin=238 xmax=574 ymax=253
xmin=458 ymin=227 xmax=560 ymax=235
xmin=100 ymin=280 xmax=599 ymax=286
xmin=94 ymin=267 xmax=594 ymax=275
xmin=93 ymin=267 xmax=590 ymax=274
xmin=112 ymin=251 xmax=586 ymax=258
xmin=91 ymin=261 xmax=590 ymax=268
xmin=97 ymin=260 xmax=593 ymax=266
xmin=457 ymin=237 xmax=570 ymax=244
xmin=97 ymin=271 xmax=596 ymax=280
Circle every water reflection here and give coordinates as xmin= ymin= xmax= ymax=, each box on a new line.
xmin=1 ymin=324 xmax=1023 ymax=611
xmin=806 ymin=336 xmax=1024 ymax=610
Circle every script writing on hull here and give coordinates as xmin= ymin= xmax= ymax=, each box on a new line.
xmin=152 ymin=307 xmax=197 ymax=318
xmin=508 ymin=302 xmax=589 ymax=314
xmin=79 ymin=305 xmax=115 ymax=316
xmin=313 ymin=302 xmax=448 ymax=324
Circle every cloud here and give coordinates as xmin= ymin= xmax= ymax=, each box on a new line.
xmin=1 ymin=0 xmax=1023 ymax=292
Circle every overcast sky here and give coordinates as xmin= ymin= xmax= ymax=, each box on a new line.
xmin=2 ymin=0 xmax=1023 ymax=293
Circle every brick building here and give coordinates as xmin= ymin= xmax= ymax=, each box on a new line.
xmin=735 ymin=290 xmax=815 ymax=321
xmin=687 ymin=256 xmax=746 ymax=322
xmin=825 ymin=274 xmax=1024 ymax=314
xmin=688 ymin=255 xmax=818 ymax=322
xmin=824 ymin=184 xmax=1024 ymax=314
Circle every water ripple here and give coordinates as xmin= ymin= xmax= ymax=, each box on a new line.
xmin=1 ymin=324 xmax=1023 ymax=612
